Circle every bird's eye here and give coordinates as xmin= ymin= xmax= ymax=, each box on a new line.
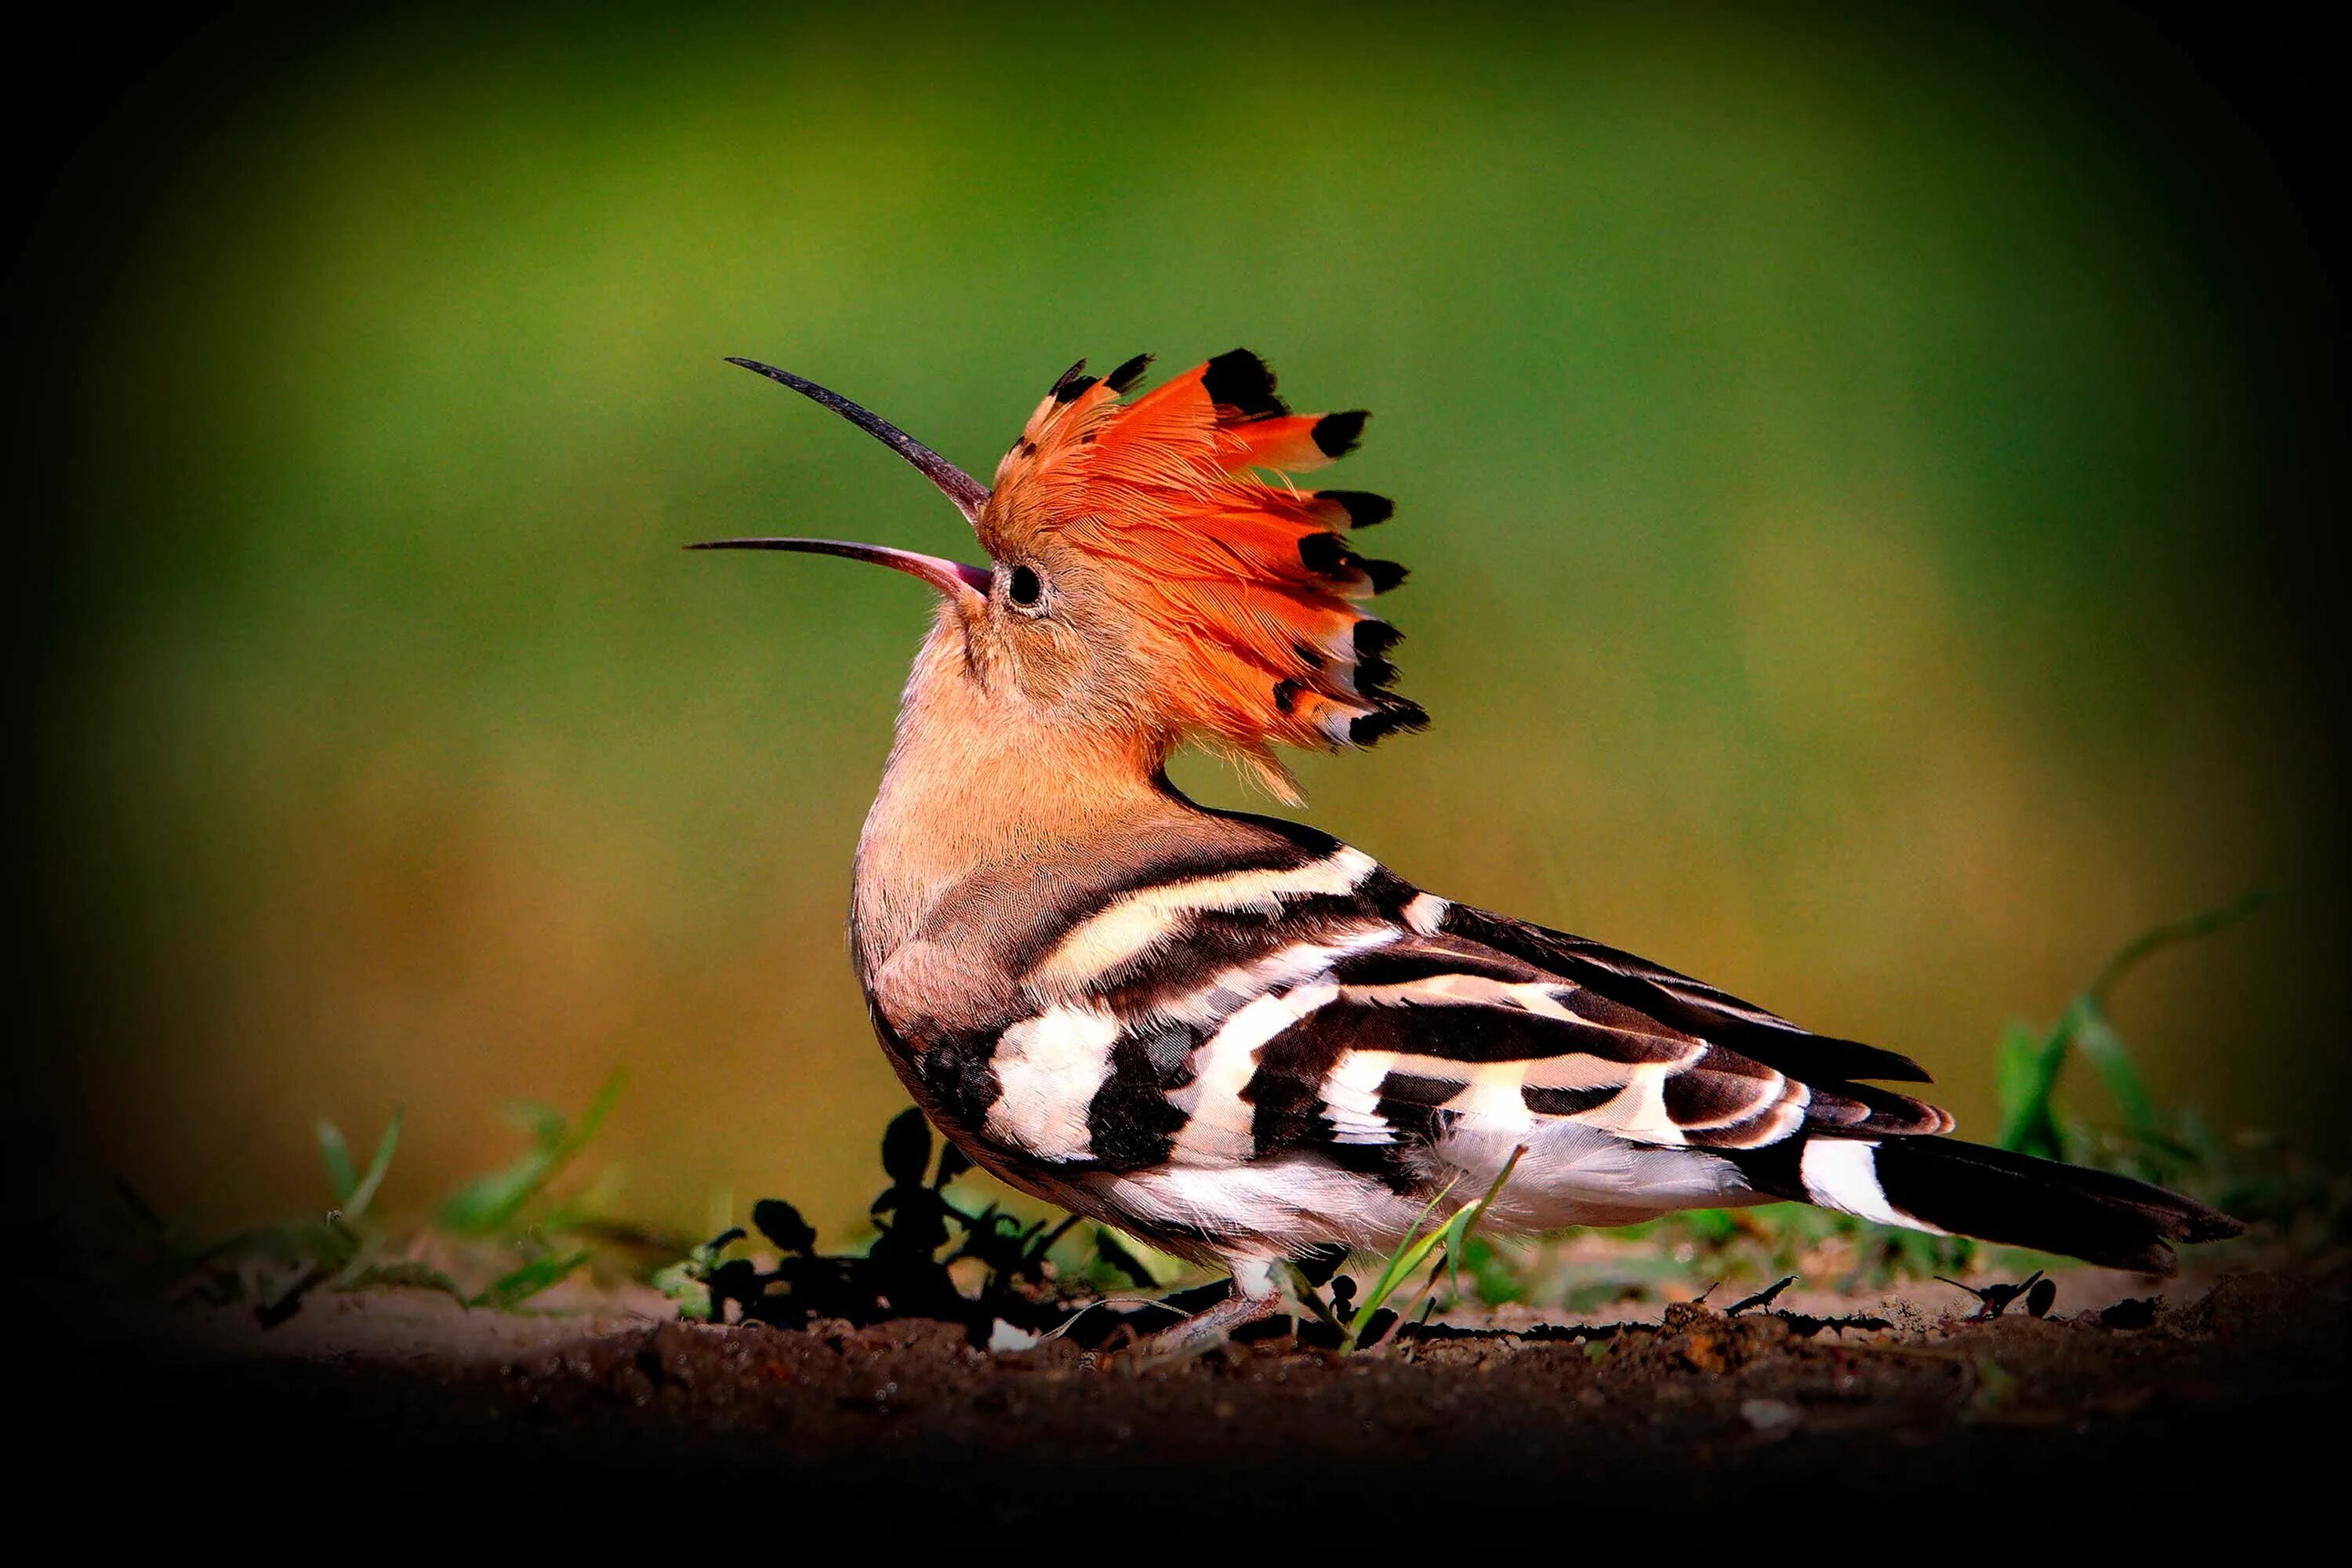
xmin=1007 ymin=564 xmax=1044 ymax=609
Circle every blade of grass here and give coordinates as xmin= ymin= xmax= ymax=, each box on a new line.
xmin=505 ymin=1100 xmax=570 ymax=1143
xmin=440 ymin=1069 xmax=624 ymax=1235
xmin=341 ymin=1108 xmax=402 ymax=1222
xmin=437 ymin=1162 xmax=546 ymax=1236
xmin=317 ymin=1120 xmax=358 ymax=1204
xmin=1352 ymin=1148 xmax=1526 ymax=1350
xmin=2068 ymin=1001 xmax=2154 ymax=1135
xmin=1343 ymin=1176 xmax=1462 ymax=1350
xmin=1998 ymin=892 xmax=2267 ymax=1156
xmin=1408 ymin=1145 xmax=1527 ymax=1326
xmin=2086 ymin=889 xmax=2271 ymax=1008
xmin=1996 ymin=1020 xmax=2068 ymax=1156
xmin=471 ymin=1249 xmax=590 ymax=1310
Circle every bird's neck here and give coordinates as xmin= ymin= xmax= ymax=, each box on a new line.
xmin=851 ymin=614 xmax=1174 ymax=974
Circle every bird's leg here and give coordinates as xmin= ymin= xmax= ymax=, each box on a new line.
xmin=1134 ymin=1257 xmax=1283 ymax=1362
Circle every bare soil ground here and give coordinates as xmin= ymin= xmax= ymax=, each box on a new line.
xmin=46 ymin=1256 xmax=2346 ymax=1534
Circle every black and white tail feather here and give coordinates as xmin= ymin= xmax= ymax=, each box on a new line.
xmin=892 ymin=814 xmax=2239 ymax=1284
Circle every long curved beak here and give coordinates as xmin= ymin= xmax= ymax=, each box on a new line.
xmin=722 ymin=357 xmax=991 ymax=524
xmin=686 ymin=536 xmax=993 ymax=603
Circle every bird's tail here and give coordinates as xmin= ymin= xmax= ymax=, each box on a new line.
xmin=1734 ymin=1134 xmax=2243 ymax=1275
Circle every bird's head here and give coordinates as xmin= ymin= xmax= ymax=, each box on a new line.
xmin=695 ymin=350 xmax=1424 ymax=799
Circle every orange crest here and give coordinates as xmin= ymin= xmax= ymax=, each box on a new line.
xmin=977 ymin=350 xmax=1425 ymax=786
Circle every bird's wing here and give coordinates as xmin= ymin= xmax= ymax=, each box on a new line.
xmin=934 ymin=822 xmax=1948 ymax=1179
xmin=1427 ymin=902 xmax=1934 ymax=1085
xmin=891 ymin=823 xmax=2235 ymax=1276
xmin=1236 ymin=925 xmax=1951 ymax=1179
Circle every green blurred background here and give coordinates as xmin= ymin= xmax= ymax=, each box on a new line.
xmin=18 ymin=4 xmax=2344 ymax=1242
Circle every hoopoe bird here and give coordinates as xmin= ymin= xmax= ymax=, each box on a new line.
xmin=695 ymin=350 xmax=2240 ymax=1347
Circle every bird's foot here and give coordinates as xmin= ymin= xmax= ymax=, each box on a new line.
xmin=1131 ymin=1258 xmax=1283 ymax=1366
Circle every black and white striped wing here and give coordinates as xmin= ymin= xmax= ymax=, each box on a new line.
xmin=888 ymin=825 xmax=2230 ymax=1273
xmin=1239 ymin=930 xmax=1951 ymax=1174
xmin=940 ymin=833 xmax=1947 ymax=1197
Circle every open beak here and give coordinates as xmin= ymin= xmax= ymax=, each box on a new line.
xmin=685 ymin=536 xmax=992 ymax=601
xmin=692 ymin=358 xmax=995 ymax=602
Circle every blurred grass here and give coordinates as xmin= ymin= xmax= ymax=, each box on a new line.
xmin=24 ymin=3 xmax=2343 ymax=1241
